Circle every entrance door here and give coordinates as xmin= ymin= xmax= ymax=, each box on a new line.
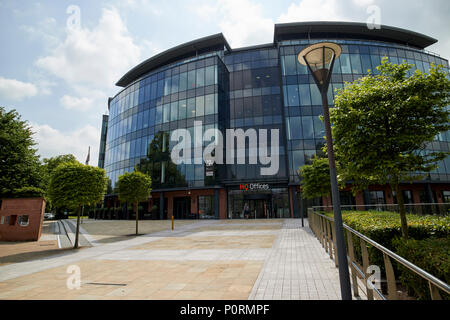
xmin=248 ymin=199 xmax=270 ymax=219
xmin=173 ymin=197 xmax=190 ymax=219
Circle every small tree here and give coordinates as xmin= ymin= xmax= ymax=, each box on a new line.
xmin=331 ymin=58 xmax=450 ymax=239
xmin=48 ymin=162 xmax=107 ymax=248
xmin=117 ymin=171 xmax=152 ymax=235
xmin=299 ymin=157 xmax=332 ymax=200
xmin=0 ymin=107 xmax=43 ymax=197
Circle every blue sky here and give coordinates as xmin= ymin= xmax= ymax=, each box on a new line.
xmin=1 ymin=0 xmax=449 ymax=164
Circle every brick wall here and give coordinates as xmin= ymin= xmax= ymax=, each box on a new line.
xmin=0 ymin=198 xmax=46 ymax=241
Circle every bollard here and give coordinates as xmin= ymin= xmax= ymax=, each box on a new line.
xmin=172 ymin=215 xmax=174 ymax=230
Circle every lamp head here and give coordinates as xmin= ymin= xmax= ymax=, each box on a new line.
xmin=298 ymin=42 xmax=342 ymax=87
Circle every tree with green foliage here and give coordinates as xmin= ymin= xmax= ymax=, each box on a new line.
xmin=41 ymin=154 xmax=79 ymax=213
xmin=331 ymin=58 xmax=450 ymax=239
xmin=117 ymin=170 xmax=152 ymax=235
xmin=0 ymin=107 xmax=43 ymax=198
xmin=48 ymin=162 xmax=107 ymax=248
xmin=299 ymin=157 xmax=333 ymax=200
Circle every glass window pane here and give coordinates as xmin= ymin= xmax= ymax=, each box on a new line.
xmin=313 ymin=116 xmax=324 ymax=139
xmin=340 ymin=54 xmax=352 ymax=74
xmin=302 ymin=116 xmax=314 ymax=139
xmin=163 ymin=104 xmax=170 ymax=123
xmin=188 ymin=70 xmax=196 ymax=89
xmin=179 ymin=72 xmax=187 ymax=91
xmin=170 ymin=102 xmax=178 ymax=122
xmin=187 ymin=98 xmax=196 ymax=118
xmin=298 ymin=84 xmax=311 ymax=106
xmin=361 ymin=54 xmax=372 ymax=74
xmin=205 ymin=94 xmax=215 ymax=115
xmin=164 ymin=78 xmax=171 ymax=96
xmin=287 ymin=85 xmax=299 ymax=106
xmin=205 ymin=66 xmax=215 ymax=86
xmin=156 ymin=106 xmax=162 ymax=124
xmin=310 ymin=84 xmax=322 ymax=105
xmin=289 ymin=117 xmax=302 ymax=140
xmin=283 ymin=55 xmax=297 ymax=75
xmin=292 ymin=150 xmax=305 ymax=173
xmin=196 ymin=96 xmax=205 ymax=117
xmin=196 ymin=68 xmax=205 ymax=87
xmin=178 ymin=99 xmax=187 ymax=120
xmin=350 ymin=54 xmax=362 ymax=74
xmin=171 ymin=74 xmax=179 ymax=94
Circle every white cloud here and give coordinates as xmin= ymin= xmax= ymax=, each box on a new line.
xmin=60 ymin=95 xmax=94 ymax=111
xmin=192 ymin=0 xmax=274 ymax=48
xmin=31 ymin=123 xmax=100 ymax=165
xmin=352 ymin=0 xmax=375 ymax=7
xmin=277 ymin=0 xmax=347 ymax=23
xmin=35 ymin=7 xmax=141 ymax=89
xmin=0 ymin=77 xmax=38 ymax=101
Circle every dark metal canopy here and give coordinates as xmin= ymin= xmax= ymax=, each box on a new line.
xmin=116 ymin=33 xmax=231 ymax=87
xmin=274 ymin=21 xmax=437 ymax=50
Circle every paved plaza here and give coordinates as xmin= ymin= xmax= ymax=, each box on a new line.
xmin=0 ymin=218 xmax=344 ymax=300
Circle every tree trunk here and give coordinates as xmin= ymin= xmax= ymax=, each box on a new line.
xmin=74 ymin=205 xmax=81 ymax=249
xmin=393 ymin=182 xmax=408 ymax=240
xmin=135 ymin=202 xmax=139 ymax=236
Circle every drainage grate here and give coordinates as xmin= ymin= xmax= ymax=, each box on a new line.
xmin=85 ymin=282 xmax=127 ymax=286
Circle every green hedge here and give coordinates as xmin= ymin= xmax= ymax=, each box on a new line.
xmin=322 ymin=211 xmax=450 ymax=299
xmin=393 ymin=238 xmax=450 ymax=300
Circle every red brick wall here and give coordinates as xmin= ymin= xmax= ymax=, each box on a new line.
xmin=0 ymin=198 xmax=46 ymax=241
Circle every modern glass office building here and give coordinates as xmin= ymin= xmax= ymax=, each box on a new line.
xmin=98 ymin=22 xmax=450 ymax=220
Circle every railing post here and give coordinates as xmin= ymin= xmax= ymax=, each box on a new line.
xmin=383 ymin=253 xmax=398 ymax=300
xmin=346 ymin=230 xmax=359 ymax=297
xmin=331 ymin=220 xmax=338 ymax=267
xmin=327 ymin=220 xmax=333 ymax=260
xmin=360 ymin=239 xmax=374 ymax=300
xmin=429 ymin=281 xmax=442 ymax=300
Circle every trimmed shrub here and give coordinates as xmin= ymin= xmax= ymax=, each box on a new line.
xmin=12 ymin=186 xmax=46 ymax=198
xmin=393 ymin=238 xmax=450 ymax=300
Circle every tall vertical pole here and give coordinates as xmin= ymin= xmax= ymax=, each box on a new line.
xmin=321 ymin=90 xmax=352 ymax=300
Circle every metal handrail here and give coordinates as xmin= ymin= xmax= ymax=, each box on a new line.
xmin=308 ymin=210 xmax=450 ymax=300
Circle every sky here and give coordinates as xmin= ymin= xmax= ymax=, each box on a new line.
xmin=0 ymin=0 xmax=449 ymax=165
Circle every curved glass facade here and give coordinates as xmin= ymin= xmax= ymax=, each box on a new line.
xmin=100 ymin=23 xmax=450 ymax=219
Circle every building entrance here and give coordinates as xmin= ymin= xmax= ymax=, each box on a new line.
xmin=245 ymin=199 xmax=271 ymax=219
xmin=173 ymin=197 xmax=191 ymax=219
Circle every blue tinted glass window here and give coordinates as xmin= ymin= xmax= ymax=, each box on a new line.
xmin=361 ymin=54 xmax=372 ymax=73
xmin=340 ymin=54 xmax=352 ymax=74
xmin=332 ymin=57 xmax=341 ymax=74
xmin=187 ymin=70 xmax=196 ymax=89
xmin=289 ymin=117 xmax=302 ymax=140
xmin=171 ymin=74 xmax=179 ymax=94
xmin=187 ymin=98 xmax=196 ymax=118
xmin=302 ymin=117 xmax=314 ymax=139
xmin=298 ymin=84 xmax=311 ymax=106
xmin=178 ymin=100 xmax=187 ymax=120
xmin=179 ymin=72 xmax=187 ymax=91
xmin=296 ymin=62 xmax=308 ymax=75
xmin=205 ymin=94 xmax=215 ymax=115
xmin=164 ymin=78 xmax=171 ymax=96
xmin=205 ymin=66 xmax=215 ymax=86
xmin=371 ymin=55 xmax=381 ymax=74
xmin=163 ymin=104 xmax=170 ymax=123
xmin=196 ymin=68 xmax=205 ymax=87
xmin=196 ymin=96 xmax=205 ymax=116
xmin=313 ymin=116 xmax=324 ymax=139
xmin=287 ymin=85 xmax=299 ymax=106
xmin=310 ymin=84 xmax=322 ymax=105
xmin=170 ymin=102 xmax=178 ymax=122
xmin=292 ymin=150 xmax=305 ymax=173
xmin=350 ymin=54 xmax=362 ymax=74
xmin=283 ymin=55 xmax=297 ymax=75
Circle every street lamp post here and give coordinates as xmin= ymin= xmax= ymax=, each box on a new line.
xmin=298 ymin=42 xmax=352 ymax=300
